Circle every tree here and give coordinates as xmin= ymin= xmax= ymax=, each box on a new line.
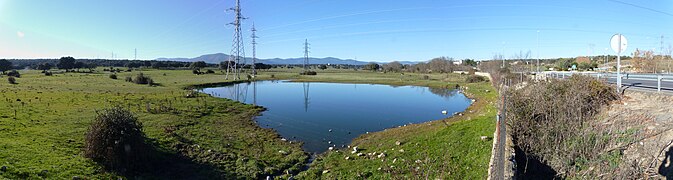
xmin=57 ymin=56 xmax=76 ymax=72
xmin=37 ymin=63 xmax=53 ymax=73
xmin=318 ymin=64 xmax=327 ymax=70
xmin=190 ymin=61 xmax=207 ymax=70
xmin=74 ymin=61 xmax=86 ymax=72
xmin=427 ymin=57 xmax=454 ymax=73
xmin=363 ymin=63 xmax=380 ymax=71
xmin=382 ymin=61 xmax=403 ymax=72
xmin=462 ymin=59 xmax=478 ymax=67
xmin=0 ymin=59 xmax=12 ymax=74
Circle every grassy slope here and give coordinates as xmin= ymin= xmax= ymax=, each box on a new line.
xmin=0 ymin=68 xmax=496 ymax=179
xmin=0 ymin=69 xmax=307 ymax=179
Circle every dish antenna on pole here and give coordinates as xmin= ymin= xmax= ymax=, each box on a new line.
xmin=610 ymin=34 xmax=627 ymax=93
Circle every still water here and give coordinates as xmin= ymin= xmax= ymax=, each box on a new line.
xmin=200 ymin=81 xmax=472 ymax=153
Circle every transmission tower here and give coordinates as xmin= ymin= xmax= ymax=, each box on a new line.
xmin=225 ymin=0 xmax=246 ymax=80
xmin=251 ymin=23 xmax=258 ymax=76
xmin=304 ymin=39 xmax=310 ymax=71
xmin=134 ymin=48 xmax=137 ymax=60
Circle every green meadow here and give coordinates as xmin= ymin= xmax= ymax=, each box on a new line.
xmin=0 ymin=68 xmax=495 ymax=179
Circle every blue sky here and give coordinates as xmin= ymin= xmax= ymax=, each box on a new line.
xmin=0 ymin=0 xmax=671 ymax=62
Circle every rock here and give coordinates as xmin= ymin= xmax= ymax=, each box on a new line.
xmin=357 ymin=153 xmax=364 ymax=156
xmin=278 ymin=150 xmax=288 ymax=155
xmin=377 ymin=167 xmax=382 ymax=171
xmin=377 ymin=153 xmax=386 ymax=158
xmin=415 ymin=159 xmax=422 ymax=163
xmin=281 ymin=138 xmax=287 ymax=142
xmin=353 ymin=146 xmax=358 ymax=152
xmin=328 ymin=129 xmax=332 ymax=132
xmin=395 ymin=141 xmax=402 ymax=146
xmin=39 ymin=170 xmax=48 ymax=176
xmin=345 ymin=156 xmax=350 ymax=160
xmin=393 ymin=158 xmax=397 ymax=163
xmin=480 ymin=136 xmax=488 ymax=141
xmin=399 ymin=149 xmax=405 ymax=153
xmin=322 ymin=170 xmax=330 ymax=174
xmin=328 ymin=147 xmax=334 ymax=151
xmin=328 ymin=141 xmax=332 ymax=144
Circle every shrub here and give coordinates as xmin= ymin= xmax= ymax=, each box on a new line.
xmin=125 ymin=76 xmax=132 ymax=82
xmin=109 ymin=74 xmax=118 ymax=79
xmin=7 ymin=70 xmax=20 ymax=78
xmin=506 ymin=75 xmax=620 ymax=177
xmin=206 ymin=69 xmax=215 ymax=74
xmin=465 ymin=75 xmax=486 ymax=83
xmin=44 ymin=71 xmax=53 ymax=76
xmin=8 ymin=76 xmax=16 ymax=84
xmin=299 ymin=71 xmax=317 ymax=75
xmin=84 ymin=106 xmax=146 ymax=171
xmin=132 ymin=73 xmax=153 ymax=85
xmin=192 ymin=69 xmax=201 ymax=74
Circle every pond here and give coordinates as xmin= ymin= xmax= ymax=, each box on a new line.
xmin=200 ymin=81 xmax=472 ymax=153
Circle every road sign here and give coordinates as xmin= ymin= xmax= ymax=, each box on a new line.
xmin=610 ymin=34 xmax=627 ymax=54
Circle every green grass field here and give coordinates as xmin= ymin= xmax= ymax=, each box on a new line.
xmin=0 ymin=68 xmax=496 ymax=179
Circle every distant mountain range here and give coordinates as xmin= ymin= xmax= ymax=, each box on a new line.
xmin=156 ymin=53 xmax=418 ymax=65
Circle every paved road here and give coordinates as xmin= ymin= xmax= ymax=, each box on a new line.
xmin=546 ymin=72 xmax=673 ymax=93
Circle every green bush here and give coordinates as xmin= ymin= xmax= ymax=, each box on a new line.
xmin=7 ymin=70 xmax=20 ymax=78
xmin=132 ymin=73 xmax=153 ymax=85
xmin=465 ymin=75 xmax=486 ymax=83
xmin=109 ymin=74 xmax=117 ymax=79
xmin=300 ymin=71 xmax=317 ymax=75
xmin=84 ymin=106 xmax=146 ymax=171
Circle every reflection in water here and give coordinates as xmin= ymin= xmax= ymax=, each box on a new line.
xmin=429 ymin=87 xmax=458 ymax=99
xmin=303 ymin=82 xmax=310 ymax=112
xmin=200 ymin=81 xmax=472 ymax=153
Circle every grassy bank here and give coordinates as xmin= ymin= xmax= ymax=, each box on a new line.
xmin=278 ymin=70 xmax=499 ymax=179
xmin=0 ymin=69 xmax=307 ymax=179
xmin=0 ymin=68 xmax=496 ymax=179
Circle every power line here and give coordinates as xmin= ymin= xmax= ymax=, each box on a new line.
xmin=225 ymin=0 xmax=246 ymax=80
xmin=607 ymin=0 xmax=673 ymax=17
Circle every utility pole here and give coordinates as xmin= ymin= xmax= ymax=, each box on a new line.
xmin=617 ymin=34 xmax=622 ymax=93
xmin=225 ymin=0 xmax=246 ymax=80
xmin=304 ymin=39 xmax=310 ymax=71
xmin=501 ymin=42 xmax=506 ymax=68
xmin=251 ymin=23 xmax=258 ymax=76
xmin=111 ymin=51 xmax=114 ymax=60
xmin=134 ymin=48 xmax=137 ymax=60
xmin=536 ymin=30 xmax=540 ymax=73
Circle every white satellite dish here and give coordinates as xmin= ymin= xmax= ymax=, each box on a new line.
xmin=610 ymin=34 xmax=627 ymax=53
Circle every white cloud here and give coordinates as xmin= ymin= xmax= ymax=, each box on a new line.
xmin=17 ymin=31 xmax=25 ymax=38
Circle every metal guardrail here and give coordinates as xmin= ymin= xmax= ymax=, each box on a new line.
xmin=543 ymin=71 xmax=673 ymax=92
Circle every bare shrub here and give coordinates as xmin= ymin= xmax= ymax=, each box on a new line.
xmin=506 ymin=75 xmax=620 ymax=177
xmin=84 ymin=106 xmax=146 ymax=171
